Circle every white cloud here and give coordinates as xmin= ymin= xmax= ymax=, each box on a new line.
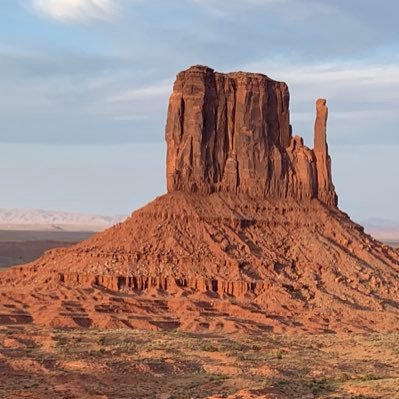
xmin=31 ymin=0 xmax=119 ymax=23
xmin=267 ymin=63 xmax=399 ymax=85
xmin=193 ymin=0 xmax=289 ymax=5
xmin=192 ymin=0 xmax=289 ymax=18
xmin=113 ymin=114 xmax=149 ymax=121
xmin=241 ymin=60 xmax=399 ymax=103
xmin=106 ymin=80 xmax=173 ymax=103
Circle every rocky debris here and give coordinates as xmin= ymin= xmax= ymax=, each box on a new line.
xmin=166 ymin=65 xmax=337 ymax=206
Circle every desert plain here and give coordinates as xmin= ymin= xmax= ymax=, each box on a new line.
xmin=0 ymin=233 xmax=397 ymax=398
xmin=0 ymin=230 xmax=93 ymax=269
xmin=1 ymin=322 xmax=399 ymax=398
xmin=0 ymin=233 xmax=398 ymax=399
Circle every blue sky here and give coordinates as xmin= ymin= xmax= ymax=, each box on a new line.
xmin=0 ymin=0 xmax=399 ymax=222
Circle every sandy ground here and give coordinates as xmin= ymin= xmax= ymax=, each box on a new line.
xmin=1 ymin=325 xmax=398 ymax=399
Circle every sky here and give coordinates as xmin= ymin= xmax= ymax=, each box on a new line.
xmin=1 ymin=0 xmax=399 ymax=222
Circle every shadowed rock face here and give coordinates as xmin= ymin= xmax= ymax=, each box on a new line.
xmin=166 ymin=65 xmax=337 ymax=207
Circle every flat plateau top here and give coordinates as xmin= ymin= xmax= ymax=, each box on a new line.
xmin=177 ymin=64 xmax=279 ymax=82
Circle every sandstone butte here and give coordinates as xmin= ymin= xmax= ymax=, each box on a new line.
xmin=1 ymin=65 xmax=399 ymax=333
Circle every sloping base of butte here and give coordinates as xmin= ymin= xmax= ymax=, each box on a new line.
xmin=1 ymin=66 xmax=399 ymax=334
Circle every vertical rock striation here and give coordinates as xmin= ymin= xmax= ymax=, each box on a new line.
xmin=166 ymin=65 xmax=337 ymax=207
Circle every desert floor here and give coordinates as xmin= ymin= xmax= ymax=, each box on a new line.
xmin=380 ymin=240 xmax=399 ymax=249
xmin=1 ymin=233 xmax=399 ymax=398
xmin=1 ymin=325 xmax=399 ymax=399
xmin=0 ymin=230 xmax=94 ymax=269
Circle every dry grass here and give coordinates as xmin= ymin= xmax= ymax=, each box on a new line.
xmin=1 ymin=326 xmax=399 ymax=398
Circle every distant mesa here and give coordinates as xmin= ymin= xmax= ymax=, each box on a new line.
xmin=1 ymin=65 xmax=399 ymax=334
xmin=0 ymin=209 xmax=125 ymax=231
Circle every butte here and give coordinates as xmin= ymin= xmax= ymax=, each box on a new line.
xmin=1 ymin=65 xmax=399 ymax=333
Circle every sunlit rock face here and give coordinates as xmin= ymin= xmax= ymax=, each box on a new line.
xmin=166 ymin=65 xmax=337 ymax=207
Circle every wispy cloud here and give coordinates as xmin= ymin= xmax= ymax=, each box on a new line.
xmin=243 ymin=61 xmax=399 ymax=104
xmin=266 ymin=63 xmax=399 ymax=85
xmin=106 ymin=80 xmax=173 ymax=103
xmin=193 ymin=0 xmax=290 ymax=7
xmin=113 ymin=114 xmax=149 ymax=121
xmin=31 ymin=0 xmax=119 ymax=23
xmin=192 ymin=0 xmax=331 ymax=20
xmin=191 ymin=0 xmax=330 ymax=11
xmin=192 ymin=0 xmax=290 ymax=18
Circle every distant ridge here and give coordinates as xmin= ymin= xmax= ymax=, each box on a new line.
xmin=363 ymin=218 xmax=399 ymax=241
xmin=0 ymin=209 xmax=126 ymax=231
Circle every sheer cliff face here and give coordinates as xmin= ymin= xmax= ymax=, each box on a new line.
xmin=166 ymin=65 xmax=337 ymax=207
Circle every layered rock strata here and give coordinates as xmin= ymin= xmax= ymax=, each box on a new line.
xmin=166 ymin=65 xmax=337 ymax=206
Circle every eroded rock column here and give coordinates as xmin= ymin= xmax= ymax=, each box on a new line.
xmin=165 ymin=65 xmax=338 ymax=207
xmin=313 ymin=99 xmax=337 ymax=207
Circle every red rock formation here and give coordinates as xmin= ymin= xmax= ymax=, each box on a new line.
xmin=314 ymin=98 xmax=337 ymax=206
xmin=1 ymin=65 xmax=399 ymax=334
xmin=166 ymin=65 xmax=337 ymax=207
